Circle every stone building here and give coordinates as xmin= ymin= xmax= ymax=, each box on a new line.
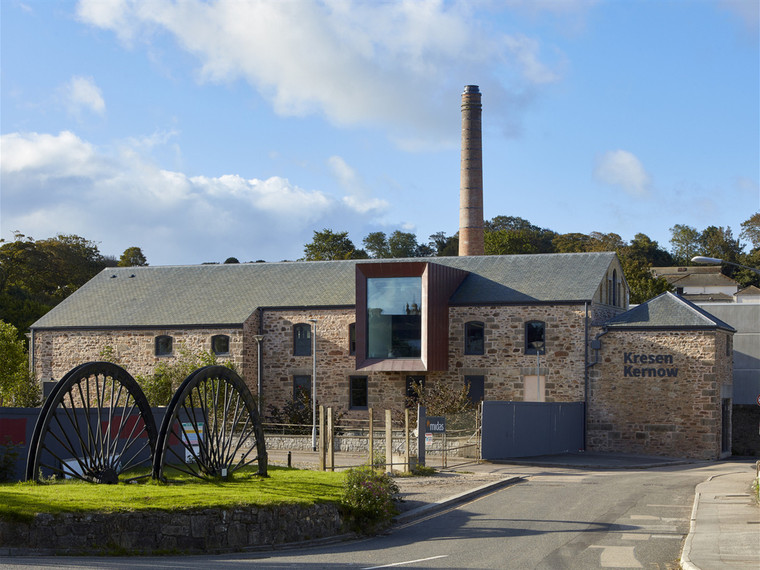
xmin=29 ymin=253 xmax=734 ymax=459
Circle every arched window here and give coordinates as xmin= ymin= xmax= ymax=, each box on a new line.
xmin=211 ymin=334 xmax=230 ymax=355
xmin=155 ymin=335 xmax=173 ymax=356
xmin=464 ymin=321 xmax=484 ymax=355
xmin=612 ymin=269 xmax=618 ymax=307
xmin=524 ymin=321 xmax=546 ymax=355
xmin=293 ymin=323 xmax=312 ymax=356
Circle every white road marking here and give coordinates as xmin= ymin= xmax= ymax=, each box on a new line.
xmin=363 ymin=555 xmax=449 ymax=569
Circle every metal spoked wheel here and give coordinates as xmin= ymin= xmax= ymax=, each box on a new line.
xmin=153 ymin=365 xmax=268 ymax=481
xmin=26 ymin=362 xmax=158 ymax=484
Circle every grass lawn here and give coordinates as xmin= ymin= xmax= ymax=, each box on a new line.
xmin=0 ymin=467 xmax=346 ymax=523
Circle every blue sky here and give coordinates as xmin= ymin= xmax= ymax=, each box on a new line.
xmin=1 ymin=0 xmax=758 ymax=266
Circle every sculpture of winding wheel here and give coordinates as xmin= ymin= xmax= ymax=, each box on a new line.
xmin=26 ymin=362 xmax=158 ymax=484
xmin=152 ymin=365 xmax=268 ymax=481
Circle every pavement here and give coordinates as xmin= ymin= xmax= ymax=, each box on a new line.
xmin=269 ymin=449 xmax=760 ymax=569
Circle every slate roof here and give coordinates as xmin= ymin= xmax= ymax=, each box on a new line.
xmin=31 ymin=252 xmax=619 ymax=329
xmin=605 ymin=292 xmax=735 ymax=331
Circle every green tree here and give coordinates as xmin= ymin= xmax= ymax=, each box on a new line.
xmin=0 ymin=233 xmax=108 ymax=337
xmin=553 ymin=233 xmax=592 ymax=253
xmin=0 ymin=320 xmax=39 ymax=406
xmin=669 ymin=224 xmax=701 ymax=264
xmin=698 ymin=226 xmax=743 ymax=264
xmin=740 ymin=213 xmax=760 ymax=250
xmin=363 ymin=232 xmax=391 ymax=258
xmin=118 ymin=247 xmax=148 ymax=267
xmin=428 ymin=231 xmax=458 ymax=257
xmin=302 ymin=229 xmax=367 ymax=261
xmin=484 ymin=216 xmax=556 ymax=254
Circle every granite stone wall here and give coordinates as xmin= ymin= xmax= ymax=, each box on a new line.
xmin=587 ymin=328 xmax=733 ymax=459
xmin=0 ymin=504 xmax=344 ymax=555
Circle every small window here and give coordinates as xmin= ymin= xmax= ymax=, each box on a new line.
xmin=405 ymin=375 xmax=425 ymax=406
xmin=349 ymin=376 xmax=368 ymax=409
xmin=525 ymin=321 xmax=546 ymax=355
xmin=465 ymin=375 xmax=485 ymax=405
xmin=464 ymin=321 xmax=484 ymax=355
xmin=293 ymin=375 xmax=311 ymax=407
xmin=349 ymin=323 xmax=356 ymax=356
xmin=211 ymin=334 xmax=230 ymax=355
xmin=293 ymin=323 xmax=312 ymax=356
xmin=155 ymin=335 xmax=173 ymax=356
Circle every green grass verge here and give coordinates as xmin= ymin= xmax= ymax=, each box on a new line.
xmin=0 ymin=467 xmax=345 ymax=523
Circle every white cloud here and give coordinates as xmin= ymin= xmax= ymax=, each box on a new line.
xmin=594 ymin=150 xmax=651 ymax=198
xmin=75 ymin=0 xmax=570 ymax=147
xmin=328 ymin=155 xmax=389 ymax=214
xmin=0 ymin=131 xmax=385 ymax=263
xmin=62 ymin=76 xmax=106 ymax=117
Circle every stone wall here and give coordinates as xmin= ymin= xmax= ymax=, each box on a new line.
xmin=32 ymin=328 xmax=243 ymax=382
xmin=587 ymin=328 xmax=733 ymax=459
xmin=0 ymin=504 xmax=344 ymax=555
xmin=253 ymin=304 xmax=594 ymax=421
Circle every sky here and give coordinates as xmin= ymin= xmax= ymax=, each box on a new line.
xmin=1 ymin=0 xmax=758 ymax=266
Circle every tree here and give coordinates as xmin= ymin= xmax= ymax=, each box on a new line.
xmin=0 ymin=320 xmax=39 ymax=406
xmin=118 ymin=247 xmax=148 ymax=267
xmin=669 ymin=224 xmax=701 ymax=264
xmin=302 ymin=229 xmax=367 ymax=261
xmin=0 ymin=233 xmax=108 ymax=337
xmin=224 ymin=257 xmax=240 ymax=264
xmin=484 ymin=216 xmax=556 ymax=254
xmin=553 ymin=233 xmax=592 ymax=253
xmin=428 ymin=232 xmax=458 ymax=257
xmin=698 ymin=226 xmax=742 ymax=264
xmin=363 ymin=232 xmax=391 ymax=258
xmin=740 ymin=213 xmax=760 ymax=250
xmin=627 ymin=233 xmax=673 ymax=267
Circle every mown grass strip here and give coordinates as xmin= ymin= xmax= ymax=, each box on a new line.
xmin=0 ymin=466 xmax=345 ymax=522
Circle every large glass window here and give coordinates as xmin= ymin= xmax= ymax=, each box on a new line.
xmin=349 ymin=376 xmax=368 ymax=409
xmin=293 ymin=323 xmax=312 ymax=356
xmin=464 ymin=321 xmax=484 ymax=355
xmin=367 ymin=277 xmax=422 ymax=359
xmin=525 ymin=321 xmax=546 ymax=355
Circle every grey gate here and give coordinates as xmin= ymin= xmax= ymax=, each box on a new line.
xmin=481 ymin=401 xmax=584 ymax=460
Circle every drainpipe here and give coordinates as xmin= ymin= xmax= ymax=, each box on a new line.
xmin=255 ymin=308 xmax=264 ymax=417
xmin=583 ymin=302 xmax=589 ymax=451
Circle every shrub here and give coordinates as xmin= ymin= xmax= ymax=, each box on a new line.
xmin=341 ymin=465 xmax=400 ymax=534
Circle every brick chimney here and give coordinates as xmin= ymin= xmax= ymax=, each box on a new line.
xmin=459 ymin=85 xmax=484 ymax=256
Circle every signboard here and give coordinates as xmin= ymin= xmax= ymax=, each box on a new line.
xmin=426 ymin=416 xmax=446 ymax=433
xmin=425 ymin=433 xmax=433 ymax=446
xmin=182 ymin=422 xmax=204 ymax=462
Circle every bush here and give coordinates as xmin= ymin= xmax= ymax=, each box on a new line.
xmin=136 ymin=349 xmax=236 ymax=407
xmin=341 ymin=465 xmax=400 ymax=534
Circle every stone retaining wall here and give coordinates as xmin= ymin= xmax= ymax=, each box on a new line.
xmin=0 ymin=503 xmax=344 ymax=555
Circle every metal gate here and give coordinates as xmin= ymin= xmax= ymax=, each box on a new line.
xmin=480 ymin=401 xmax=584 ymax=460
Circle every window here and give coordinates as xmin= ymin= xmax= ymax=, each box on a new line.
xmin=525 ymin=321 xmax=546 ymax=355
xmin=465 ymin=375 xmax=485 ymax=405
xmin=293 ymin=375 xmax=311 ymax=405
xmin=405 ymin=375 xmax=425 ymax=406
xmin=349 ymin=376 xmax=368 ymax=409
xmin=349 ymin=323 xmax=356 ymax=356
xmin=464 ymin=321 xmax=484 ymax=355
xmin=211 ymin=334 xmax=230 ymax=355
xmin=367 ymin=277 xmax=422 ymax=359
xmin=293 ymin=323 xmax=312 ymax=356
xmin=155 ymin=335 xmax=173 ymax=356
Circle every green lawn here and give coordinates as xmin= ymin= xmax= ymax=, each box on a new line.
xmin=0 ymin=467 xmax=346 ymax=522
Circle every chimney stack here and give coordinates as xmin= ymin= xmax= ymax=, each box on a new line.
xmin=458 ymin=85 xmax=484 ymax=256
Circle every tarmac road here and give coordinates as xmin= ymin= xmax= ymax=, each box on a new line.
xmin=2 ymin=459 xmax=750 ymax=569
